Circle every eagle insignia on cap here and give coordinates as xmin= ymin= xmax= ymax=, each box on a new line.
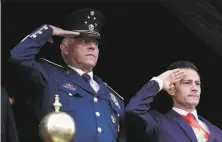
xmin=88 ymin=24 xmax=94 ymax=31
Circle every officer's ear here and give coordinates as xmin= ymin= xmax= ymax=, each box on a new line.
xmin=60 ymin=38 xmax=69 ymax=56
xmin=60 ymin=43 xmax=68 ymax=56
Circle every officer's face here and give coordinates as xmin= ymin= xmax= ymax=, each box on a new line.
xmin=170 ymin=69 xmax=201 ymax=110
xmin=66 ymin=37 xmax=99 ymax=71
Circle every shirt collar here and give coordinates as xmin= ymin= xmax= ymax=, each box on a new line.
xmin=68 ymin=65 xmax=93 ymax=79
xmin=172 ymin=107 xmax=199 ymax=120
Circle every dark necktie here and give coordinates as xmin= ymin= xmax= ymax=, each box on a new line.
xmin=82 ymin=73 xmax=91 ymax=84
xmin=181 ymin=113 xmax=210 ymax=141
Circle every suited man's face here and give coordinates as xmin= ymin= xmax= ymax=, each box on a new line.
xmin=171 ymin=69 xmax=201 ymax=109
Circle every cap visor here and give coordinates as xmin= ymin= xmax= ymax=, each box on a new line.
xmin=75 ymin=30 xmax=101 ymax=39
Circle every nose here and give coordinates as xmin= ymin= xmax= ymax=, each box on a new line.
xmin=191 ymin=83 xmax=198 ymax=92
xmin=88 ymin=42 xmax=97 ymax=50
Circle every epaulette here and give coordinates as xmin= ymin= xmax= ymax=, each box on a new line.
xmin=104 ymin=82 xmax=124 ymax=100
xmin=38 ymin=58 xmax=64 ymax=68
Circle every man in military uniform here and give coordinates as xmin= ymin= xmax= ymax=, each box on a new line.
xmin=9 ymin=8 xmax=125 ymax=142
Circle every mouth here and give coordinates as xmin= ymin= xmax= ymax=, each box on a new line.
xmin=86 ymin=54 xmax=95 ymax=58
xmin=188 ymin=95 xmax=199 ymax=98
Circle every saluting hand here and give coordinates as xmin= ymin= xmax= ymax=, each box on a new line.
xmin=157 ymin=68 xmax=184 ymax=91
xmin=49 ymin=25 xmax=80 ymax=37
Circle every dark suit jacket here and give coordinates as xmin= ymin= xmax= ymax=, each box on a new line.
xmin=126 ymin=80 xmax=222 ymax=142
xmin=1 ymin=87 xmax=20 ymax=142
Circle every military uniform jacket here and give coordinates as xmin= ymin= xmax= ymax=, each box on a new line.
xmin=9 ymin=24 xmax=125 ymax=142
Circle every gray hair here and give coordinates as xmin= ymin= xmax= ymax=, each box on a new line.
xmin=61 ymin=38 xmax=75 ymax=65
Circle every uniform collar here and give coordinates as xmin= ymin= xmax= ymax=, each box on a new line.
xmin=68 ymin=65 xmax=93 ymax=79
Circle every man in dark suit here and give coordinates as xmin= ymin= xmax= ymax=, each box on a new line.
xmin=1 ymin=87 xmax=20 ymax=142
xmin=126 ymin=61 xmax=222 ymax=142
xmin=9 ymin=8 xmax=125 ymax=142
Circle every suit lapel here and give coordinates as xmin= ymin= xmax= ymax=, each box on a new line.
xmin=64 ymin=66 xmax=96 ymax=95
xmin=166 ymin=110 xmax=198 ymax=142
xmin=198 ymin=115 xmax=215 ymax=142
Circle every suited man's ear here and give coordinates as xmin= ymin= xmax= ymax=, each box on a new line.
xmin=166 ymin=85 xmax=176 ymax=96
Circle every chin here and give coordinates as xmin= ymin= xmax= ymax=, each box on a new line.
xmin=189 ymin=101 xmax=199 ymax=107
xmin=86 ymin=59 xmax=97 ymax=64
xmin=84 ymin=62 xmax=96 ymax=69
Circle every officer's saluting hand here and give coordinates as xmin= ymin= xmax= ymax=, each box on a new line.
xmin=50 ymin=25 xmax=80 ymax=37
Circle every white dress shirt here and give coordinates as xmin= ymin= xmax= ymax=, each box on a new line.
xmin=172 ymin=107 xmax=210 ymax=133
xmin=68 ymin=65 xmax=100 ymax=93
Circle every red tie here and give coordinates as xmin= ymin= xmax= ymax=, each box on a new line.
xmin=181 ymin=113 xmax=210 ymax=141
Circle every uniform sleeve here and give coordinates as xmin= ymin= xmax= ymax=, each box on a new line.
xmin=9 ymin=24 xmax=53 ymax=86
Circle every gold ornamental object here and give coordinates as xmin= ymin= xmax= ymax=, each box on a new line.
xmin=39 ymin=94 xmax=76 ymax=142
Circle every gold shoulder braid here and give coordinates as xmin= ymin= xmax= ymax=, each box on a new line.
xmin=39 ymin=58 xmax=64 ymax=68
xmin=104 ymin=82 xmax=124 ymax=100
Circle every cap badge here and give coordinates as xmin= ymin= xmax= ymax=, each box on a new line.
xmin=88 ymin=24 xmax=94 ymax=31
